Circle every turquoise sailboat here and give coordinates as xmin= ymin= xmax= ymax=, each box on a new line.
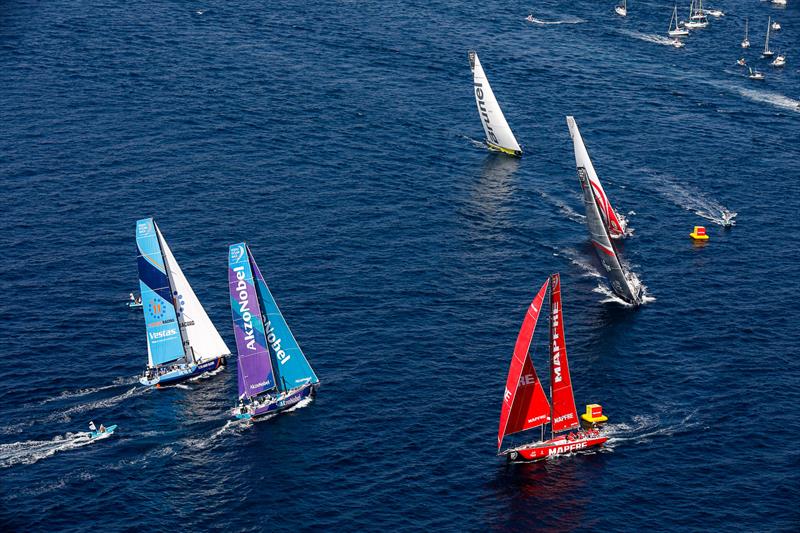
xmin=228 ymin=243 xmax=320 ymax=419
xmin=136 ymin=218 xmax=230 ymax=386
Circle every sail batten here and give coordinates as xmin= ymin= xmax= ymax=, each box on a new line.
xmin=469 ymin=51 xmax=522 ymax=157
xmin=228 ymin=243 xmax=276 ymax=399
xmin=549 ymin=274 xmax=580 ymax=433
xmin=498 ymin=280 xmax=551 ymax=450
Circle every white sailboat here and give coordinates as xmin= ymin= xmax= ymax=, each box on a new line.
xmin=615 ymin=0 xmax=627 ymax=17
xmin=748 ymin=67 xmax=765 ymax=81
xmin=685 ymin=0 xmax=708 ymax=29
xmin=763 ymin=17 xmax=774 ymax=59
xmin=668 ymin=5 xmax=689 ymax=37
xmin=772 ymin=0 xmax=786 ymax=6
xmin=741 ymin=18 xmax=750 ymax=48
xmin=468 ymin=51 xmax=522 ymax=157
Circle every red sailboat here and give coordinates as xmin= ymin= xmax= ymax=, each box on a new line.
xmin=498 ymin=274 xmax=608 ymax=462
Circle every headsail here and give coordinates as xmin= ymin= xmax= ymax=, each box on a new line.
xmin=548 ymin=274 xmax=579 ymax=433
xmin=565 ymin=116 xmax=626 ymax=238
xmin=469 ymin=51 xmax=522 ymax=157
xmin=567 ymin=117 xmax=642 ymax=305
xmin=136 ymin=218 xmax=185 ymax=367
xmin=498 ymin=280 xmax=551 ymax=450
xmin=228 ymin=243 xmax=276 ymax=399
xmin=157 ymin=225 xmax=230 ymax=364
xmin=250 ymin=252 xmax=319 ymax=391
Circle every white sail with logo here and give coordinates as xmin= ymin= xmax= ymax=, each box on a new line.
xmin=156 ymin=225 xmax=230 ymax=364
xmin=469 ymin=51 xmax=522 ymax=157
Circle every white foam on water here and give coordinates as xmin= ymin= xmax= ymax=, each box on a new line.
xmin=641 ymin=168 xmax=736 ymax=226
xmin=603 ymin=411 xmax=701 ymax=448
xmin=526 ymin=16 xmax=586 ymax=25
xmin=0 ymin=431 xmax=107 ymax=468
xmin=557 ymin=247 xmax=602 ymax=278
xmin=45 ymin=387 xmax=143 ymax=423
xmin=618 ymin=29 xmax=680 ymax=47
xmin=189 ymin=365 xmax=225 ymax=382
xmin=538 ymin=191 xmax=585 ymax=224
xmin=34 ymin=375 xmax=138 ymax=407
xmin=462 ymin=135 xmax=488 ymax=150
xmin=705 ymin=77 xmax=800 ymax=113
xmin=184 ymin=419 xmax=246 ymax=450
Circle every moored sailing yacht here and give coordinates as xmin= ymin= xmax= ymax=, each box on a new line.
xmin=615 ymin=0 xmax=627 ymax=17
xmin=668 ymin=5 xmax=689 ymax=37
xmin=468 ymin=51 xmax=523 ymax=157
xmin=685 ymin=0 xmax=708 ymax=29
xmin=498 ymin=274 xmax=608 ymax=462
xmin=136 ymin=218 xmax=229 ymax=387
xmin=567 ymin=117 xmax=643 ymax=306
xmin=763 ymin=17 xmax=774 ymax=59
xmin=229 ymin=243 xmax=320 ymax=420
xmin=741 ymin=18 xmax=750 ymax=48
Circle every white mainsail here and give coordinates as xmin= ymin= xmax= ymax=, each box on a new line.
xmin=156 ymin=224 xmax=230 ymax=364
xmin=469 ymin=51 xmax=522 ymax=157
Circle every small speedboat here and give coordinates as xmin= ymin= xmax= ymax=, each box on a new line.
xmin=721 ymin=211 xmax=737 ymax=228
xmin=705 ymin=9 xmax=724 ymax=18
xmin=771 ymin=21 xmax=781 ymax=31
xmin=89 ymin=424 xmax=117 ymax=440
xmin=736 ymin=58 xmax=746 ymax=66
xmin=671 ymin=39 xmax=685 ymax=48
xmin=748 ymin=67 xmax=765 ymax=80
xmin=525 ymin=14 xmax=535 ymax=23
xmin=615 ymin=0 xmax=627 ymax=17
xmin=771 ymin=54 xmax=786 ymax=67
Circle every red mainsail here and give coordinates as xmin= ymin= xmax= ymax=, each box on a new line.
xmin=548 ymin=274 xmax=580 ymax=433
xmin=497 ymin=280 xmax=551 ymax=450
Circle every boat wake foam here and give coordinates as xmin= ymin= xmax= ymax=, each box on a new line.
xmin=618 ymin=29 xmax=679 ymax=47
xmin=642 ymin=168 xmax=736 ymax=226
xmin=32 ymin=376 xmax=138 ymax=407
xmin=526 ymin=15 xmax=586 ymax=25
xmin=45 ymin=387 xmax=143 ymax=423
xmin=705 ymin=79 xmax=800 ymax=113
xmin=556 ymin=247 xmax=602 ymax=279
xmin=603 ymin=411 xmax=701 ymax=447
xmin=184 ymin=419 xmax=245 ymax=450
xmin=0 ymin=431 xmax=102 ymax=468
xmin=538 ymin=191 xmax=585 ymax=224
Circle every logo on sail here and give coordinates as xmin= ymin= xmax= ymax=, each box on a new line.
xmin=137 ymin=220 xmax=151 ymax=236
xmin=230 ymin=244 xmax=246 ymax=263
xmin=232 ymin=265 xmax=257 ymax=351
xmin=474 ymin=82 xmax=499 ymax=144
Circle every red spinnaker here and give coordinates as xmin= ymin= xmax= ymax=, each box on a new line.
xmin=549 ymin=274 xmax=580 ymax=433
xmin=497 ymin=280 xmax=551 ymax=450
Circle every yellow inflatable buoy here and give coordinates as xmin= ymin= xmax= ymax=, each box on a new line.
xmin=580 ymin=404 xmax=608 ymax=429
xmin=689 ymin=226 xmax=709 ymax=240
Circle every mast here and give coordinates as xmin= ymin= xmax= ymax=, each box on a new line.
xmin=154 ymin=222 xmax=191 ymax=363
xmin=548 ymin=276 xmax=555 ymax=440
xmin=765 ymin=17 xmax=771 ymax=54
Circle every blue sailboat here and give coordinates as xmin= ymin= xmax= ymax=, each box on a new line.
xmin=228 ymin=243 xmax=319 ymax=419
xmin=136 ymin=218 xmax=230 ymax=387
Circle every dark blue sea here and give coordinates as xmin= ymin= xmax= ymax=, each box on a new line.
xmin=2 ymin=0 xmax=799 ymax=531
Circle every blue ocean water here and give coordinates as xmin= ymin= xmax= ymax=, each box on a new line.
xmin=1 ymin=0 xmax=799 ymax=530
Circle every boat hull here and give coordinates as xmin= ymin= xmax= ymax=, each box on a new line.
xmin=140 ymin=356 xmax=226 ymax=387
xmin=503 ymin=433 xmax=607 ymax=462
xmin=486 ymin=141 xmax=522 ymax=158
xmin=235 ymin=383 xmax=318 ymax=420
